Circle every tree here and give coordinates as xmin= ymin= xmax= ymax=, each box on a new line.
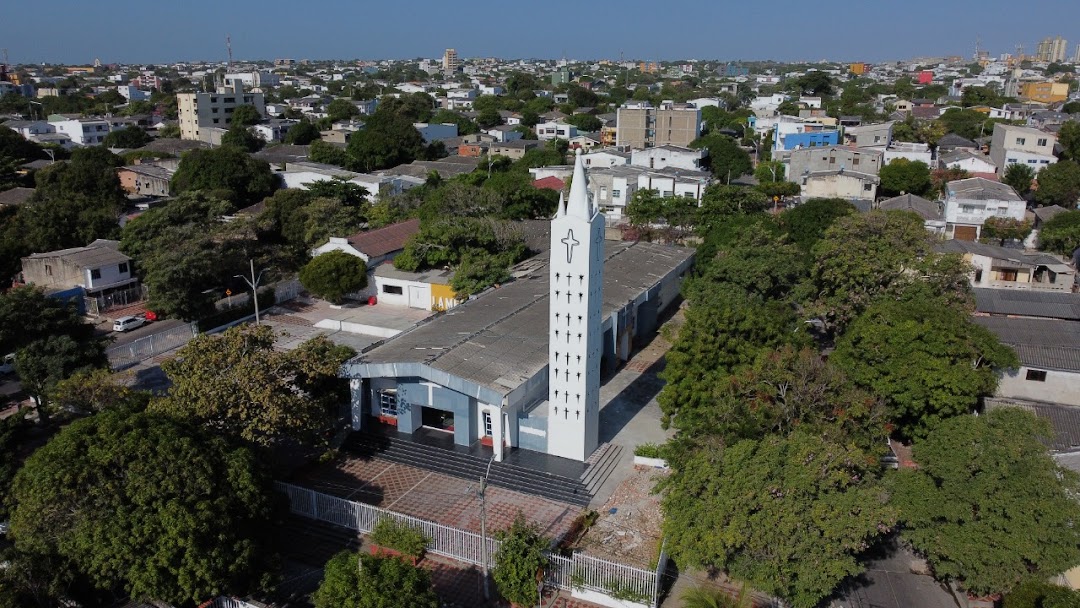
xmin=0 ymin=411 xmax=29 ymax=521
xmin=660 ymin=432 xmax=895 ymax=608
xmin=313 ymin=552 xmax=439 ymax=608
xmin=170 ymin=145 xmax=277 ymax=207
xmin=309 ymin=139 xmax=351 ymax=166
xmin=8 ymin=409 xmax=274 ymax=605
xmin=980 ymin=216 xmax=1032 ymax=246
xmin=493 ymin=514 xmax=549 ymax=607
xmin=753 ymin=160 xmax=785 ymax=183
xmin=1034 ymin=160 xmax=1080 ymax=208
xmin=1063 ymin=101 xmax=1080 ymax=114
xmin=1003 ymin=578 xmax=1080 ymax=608
xmin=1037 ymin=209 xmax=1080 ymax=256
xmin=326 ymin=98 xmax=360 ymax=123
xmin=221 ymin=125 xmax=265 ymax=152
xmin=691 ymin=224 xmax=806 ymax=301
xmin=566 ymin=113 xmax=602 ymax=132
xmin=696 ymin=185 xmax=769 ymax=234
xmin=832 ymin=297 xmax=1017 ymax=439
xmin=449 ymin=249 xmax=514 ymax=298
xmin=101 ymin=126 xmax=151 ymax=149
xmin=476 ymin=107 xmax=502 ymax=129
xmin=0 ymin=286 xmax=99 ymax=356
xmin=51 ymin=368 xmax=147 ymax=414
xmin=779 ymin=198 xmax=857 ymax=251
xmin=300 ymin=251 xmax=368 ymax=304
xmin=283 ymin=118 xmax=321 ymax=145
xmin=345 ymin=111 xmax=425 ymax=172
xmin=681 ymin=586 xmax=752 ymax=608
xmin=153 ymin=325 xmax=352 ymax=447
xmin=807 ymin=210 xmax=932 ymax=331
xmin=1057 ymin=120 xmax=1080 ymax=160
xmin=890 ymin=409 xmax=1080 ymax=597
xmin=691 ymin=134 xmax=752 ymax=182
xmin=878 ymin=158 xmax=932 ymax=196
xmin=229 ymin=104 xmax=263 ymax=127
xmin=794 ymin=71 xmax=835 ymax=96
xmin=1002 ymin=163 xmax=1035 ymax=197
xmin=15 ymin=335 xmax=107 ymax=424
xmin=157 ymin=123 xmax=181 ymax=138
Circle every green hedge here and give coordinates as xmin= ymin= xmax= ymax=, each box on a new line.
xmin=369 ymin=518 xmax=430 ymax=558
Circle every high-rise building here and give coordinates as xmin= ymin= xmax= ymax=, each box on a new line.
xmin=1036 ymin=36 xmax=1068 ymax=63
xmin=547 ymin=150 xmax=604 ymax=462
xmin=177 ymin=81 xmax=265 ymax=142
xmin=442 ymin=48 xmax=459 ymax=75
xmin=615 ymin=101 xmax=701 ymax=149
xmin=1074 ymin=43 xmax=1080 ymax=64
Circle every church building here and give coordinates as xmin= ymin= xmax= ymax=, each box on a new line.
xmin=341 ymin=150 xmax=693 ymax=463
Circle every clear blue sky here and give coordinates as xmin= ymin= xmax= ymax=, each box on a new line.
xmin=7 ymin=0 xmax=1080 ymax=65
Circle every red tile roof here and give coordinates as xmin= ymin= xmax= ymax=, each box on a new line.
xmin=345 ymin=218 xmax=421 ymax=258
xmin=533 ymin=176 xmax=565 ymax=191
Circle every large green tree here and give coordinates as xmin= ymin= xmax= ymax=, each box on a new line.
xmin=283 ymin=118 xmax=321 ymax=145
xmin=1057 ymin=120 xmax=1080 ymax=160
xmin=832 ymin=297 xmax=1018 ymax=439
xmin=229 ymin=104 xmax=263 ymax=127
xmin=493 ymin=514 xmax=550 ymax=607
xmin=7 ymin=409 xmax=275 ymax=605
xmin=170 ymin=145 xmax=277 ymax=207
xmin=1034 ymin=160 xmax=1080 ymax=208
xmin=779 ymin=198 xmax=857 ymax=251
xmin=299 ymin=251 xmax=368 ymax=304
xmin=878 ymin=158 xmax=932 ymax=197
xmin=890 ymin=409 xmax=1080 ymax=596
xmin=1037 ymin=209 xmax=1080 ymax=256
xmin=153 ymin=325 xmax=354 ymax=447
xmin=661 ymin=432 xmax=895 ymax=608
xmin=102 ymin=127 xmax=151 ymax=149
xmin=691 ymin=134 xmax=752 ymax=182
xmin=346 ymin=111 xmax=425 ymax=172
xmin=1002 ymin=163 xmax=1035 ymax=197
xmin=15 ymin=335 xmax=107 ymax=424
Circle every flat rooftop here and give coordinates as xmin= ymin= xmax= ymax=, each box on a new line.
xmin=344 ymin=240 xmax=694 ymax=402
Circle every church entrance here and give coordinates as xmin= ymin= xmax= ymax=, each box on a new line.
xmin=421 ymin=407 xmax=455 ymax=433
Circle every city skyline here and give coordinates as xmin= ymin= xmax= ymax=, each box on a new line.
xmin=4 ymin=0 xmax=1080 ymax=66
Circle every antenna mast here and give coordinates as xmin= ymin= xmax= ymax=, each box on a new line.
xmin=226 ymin=35 xmax=233 ymax=68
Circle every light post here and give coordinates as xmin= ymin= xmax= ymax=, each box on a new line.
xmin=479 ymin=455 xmax=496 ymax=600
xmin=235 ymin=259 xmax=266 ymax=325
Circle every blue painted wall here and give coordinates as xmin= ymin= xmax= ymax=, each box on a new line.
xmin=774 ymin=130 xmax=839 ymax=152
xmin=396 ymin=381 xmax=475 ymax=447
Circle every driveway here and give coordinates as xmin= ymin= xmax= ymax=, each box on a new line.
xmin=831 ymin=539 xmax=958 ymax=608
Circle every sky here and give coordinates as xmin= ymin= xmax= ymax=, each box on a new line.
xmin=6 ymin=0 xmax=1080 ymax=66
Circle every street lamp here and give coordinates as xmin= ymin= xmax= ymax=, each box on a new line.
xmin=235 ymin=259 xmax=266 ymax=325
xmin=479 ymin=455 xmax=496 ymax=600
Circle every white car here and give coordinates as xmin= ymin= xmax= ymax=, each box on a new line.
xmin=113 ymin=316 xmax=146 ymax=332
xmin=0 ymin=353 xmax=14 ymax=374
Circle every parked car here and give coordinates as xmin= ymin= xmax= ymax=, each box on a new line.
xmin=0 ymin=353 xmax=15 ymax=374
xmin=113 ymin=315 xmax=146 ymax=332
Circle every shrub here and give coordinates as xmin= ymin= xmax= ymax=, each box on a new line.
xmin=493 ymin=513 xmax=550 ymax=606
xmin=300 ymin=251 xmax=368 ymax=304
xmin=634 ymin=443 xmax=667 ymax=459
xmin=369 ymin=518 xmax=430 ymax=559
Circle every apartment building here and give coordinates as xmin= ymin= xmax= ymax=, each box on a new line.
xmin=786 ymin=146 xmax=883 ymax=182
xmin=1036 ymin=36 xmax=1068 ymax=63
xmin=177 ymin=81 xmax=266 ymax=142
xmin=49 ymin=116 xmax=110 ymax=146
xmin=442 ymin=48 xmax=459 ymax=76
xmin=615 ymin=101 xmax=701 ymax=149
xmin=989 ymin=123 xmax=1057 ymax=174
xmin=1020 ymin=81 xmax=1070 ymax=104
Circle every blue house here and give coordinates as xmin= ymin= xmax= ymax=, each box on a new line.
xmin=773 ymin=129 xmax=839 ymax=153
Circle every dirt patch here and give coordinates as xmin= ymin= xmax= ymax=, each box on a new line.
xmin=575 ymin=467 xmax=667 ymax=568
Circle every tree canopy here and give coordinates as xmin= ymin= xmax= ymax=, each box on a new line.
xmin=229 ymin=104 xmax=263 ymax=127
xmin=299 ymin=250 xmax=368 ymax=304
xmin=691 ymin=133 xmax=752 ymax=182
xmin=1034 ymin=160 xmax=1080 ymax=208
xmin=345 ymin=110 xmax=425 ymax=172
xmin=832 ymin=297 xmax=1017 ymax=439
xmin=1037 ymin=209 xmax=1080 ymax=256
xmin=7 ymin=409 xmax=275 ymax=606
xmin=1002 ymin=163 xmax=1035 ymax=197
xmin=889 ymin=409 xmax=1080 ymax=596
xmin=102 ymin=127 xmax=151 ymax=149
xmin=283 ymin=118 xmax=321 ymax=145
xmin=778 ymin=198 xmax=857 ymax=251
xmin=153 ymin=324 xmax=354 ymax=447
xmin=878 ymin=158 xmax=932 ymax=197
xmin=312 ymin=551 xmax=438 ymax=608
xmin=170 ymin=145 xmax=277 ymax=207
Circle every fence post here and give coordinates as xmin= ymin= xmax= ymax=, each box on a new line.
xmin=310 ymin=488 xmax=319 ymax=520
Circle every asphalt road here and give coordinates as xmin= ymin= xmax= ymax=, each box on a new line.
xmin=831 ymin=539 xmax=959 ymax=608
xmin=105 ymin=318 xmax=189 ymax=348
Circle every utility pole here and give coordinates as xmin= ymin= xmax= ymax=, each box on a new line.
xmin=235 ymin=259 xmax=265 ymax=325
xmin=479 ymin=455 xmax=496 ymax=600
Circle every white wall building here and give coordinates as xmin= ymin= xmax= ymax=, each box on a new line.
xmin=49 ymin=117 xmax=110 ymax=146
xmin=943 ymin=177 xmax=1027 ymax=241
xmin=630 ymin=145 xmax=705 ymax=171
xmin=176 ymin=82 xmax=266 ymax=142
xmin=117 ymin=85 xmax=150 ymax=101
xmin=535 ymin=121 xmax=578 ymax=141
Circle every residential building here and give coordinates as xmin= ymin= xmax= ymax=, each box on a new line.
xmin=311 ymin=219 xmax=421 ymax=269
xmin=989 ymin=123 xmax=1057 ymax=174
xmin=3 ymin=120 xmax=54 ymax=138
xmin=535 ymin=121 xmax=577 ymax=141
xmin=116 ymin=163 xmax=174 ymax=197
xmin=252 ymin=119 xmax=298 ymax=143
xmin=939 ymin=149 xmax=998 ymax=175
xmin=787 ymin=146 xmax=883 ymax=183
xmin=371 ymin=264 xmax=458 ymax=311
xmin=630 ymin=145 xmax=705 ymax=171
xmin=116 ymin=85 xmax=150 ymax=101
xmin=49 ymin=116 xmax=110 ymax=146
xmin=799 ymin=169 xmax=880 ymax=202
xmin=937 ymin=240 xmax=1075 ymax=292
xmin=282 ymin=161 xmax=414 ymax=202
xmin=176 ymin=81 xmax=266 ymax=142
xmin=878 ymin=193 xmax=946 ymax=235
xmin=1036 ymin=36 xmax=1068 ymax=63
xmin=442 ymin=48 xmax=459 ymax=76
xmin=488 ymin=140 xmax=541 ymax=160
xmin=1020 ymin=81 xmax=1070 ymax=104
xmin=771 ymin=121 xmax=840 ymax=154
xmin=943 ymin=177 xmax=1027 ymax=240
xmin=20 ymin=240 xmax=137 ymax=311
xmin=414 ymin=122 xmax=458 ymax=143
xmin=978 ymin=317 xmax=1080 ymax=407
xmin=615 ymin=101 xmax=701 ymax=149
xmin=582 ymin=149 xmax=630 ymax=169
xmin=482 ymin=125 xmax=522 ymax=143
xmin=223 ymin=71 xmax=280 ymax=90
xmin=843 ymin=122 xmax=894 ymax=148
xmin=586 ymin=165 xmax=711 ymax=221
xmin=936 ymin=133 xmax=979 ymax=154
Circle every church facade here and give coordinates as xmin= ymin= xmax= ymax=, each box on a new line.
xmin=341 ymin=152 xmax=694 ymax=464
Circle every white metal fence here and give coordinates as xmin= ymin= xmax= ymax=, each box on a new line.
xmin=275 ymin=482 xmax=661 ymax=606
xmin=105 ymin=322 xmax=199 ymax=370
xmin=274 ymin=279 xmax=303 ymax=304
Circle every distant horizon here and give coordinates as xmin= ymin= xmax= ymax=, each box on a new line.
xmin=3 ymin=0 xmax=1079 ymax=67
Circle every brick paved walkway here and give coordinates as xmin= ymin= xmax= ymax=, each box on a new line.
xmin=295 ymin=456 xmax=582 ymax=541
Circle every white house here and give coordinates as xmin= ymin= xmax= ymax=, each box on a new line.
xmin=937 ymin=240 xmax=1075 ymax=292
xmin=117 ymin=85 xmax=150 ymax=101
xmin=253 ymin=119 xmax=298 ymax=143
xmin=943 ymin=177 xmax=1027 ymax=241
xmin=801 ymin=170 xmax=880 ymax=202
xmin=872 ymin=142 xmax=934 ymax=165
xmin=582 ymin=150 xmax=630 ymax=169
xmin=535 ymin=121 xmax=577 ymax=141
xmin=311 ymin=218 xmax=421 ymax=269
xmin=49 ymin=117 xmax=111 ymax=146
xmin=281 ymin=161 xmax=414 ymax=203
xmin=482 ymin=125 xmax=522 ymax=143
xmin=977 ymin=316 xmax=1080 ymax=407
xmin=630 ymin=145 xmax=705 ymax=171
xmin=990 ymin=123 xmax=1058 ymax=174
xmin=939 ymin=149 xmax=998 ymax=174
xmin=3 ymin=120 xmax=54 ymax=138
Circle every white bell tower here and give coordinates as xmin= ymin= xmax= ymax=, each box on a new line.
xmin=547 ymin=149 xmax=604 ymax=462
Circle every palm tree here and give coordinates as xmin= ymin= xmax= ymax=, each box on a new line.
xmin=681 ymin=585 xmax=753 ymax=608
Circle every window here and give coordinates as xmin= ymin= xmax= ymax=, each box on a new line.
xmin=853 ymin=157 xmax=860 ymax=166
xmin=612 ymin=189 xmax=621 ymax=198
xmin=1028 ymin=159 xmax=1037 ymax=164
xmin=382 ymin=285 xmax=403 ymax=295
xmin=662 ymin=191 xmax=674 ymax=196
xmin=1037 ymin=138 xmax=1048 ymax=147
xmin=483 ymin=411 xmax=493 ymax=436
xmin=119 ymin=262 xmax=129 ymax=274
xmin=1008 ymin=158 xmax=1018 ymax=164
xmin=829 ymin=156 xmax=836 ymax=164
xmin=1026 ymin=369 xmax=1047 ymax=382
xmin=962 ymin=205 xmax=976 ymax=214
xmin=600 ymin=187 xmax=607 ymax=198
xmin=90 ymin=268 xmax=101 ymax=280
xmin=378 ymin=389 xmax=398 ymax=416
xmin=863 ymin=183 xmax=873 ymax=191
xmin=45 ymin=264 xmax=52 ymax=276
xmin=1016 ymin=137 xmax=1026 ymax=145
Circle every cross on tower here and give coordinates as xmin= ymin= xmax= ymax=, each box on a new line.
xmin=561 ymin=229 xmax=580 ymax=264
